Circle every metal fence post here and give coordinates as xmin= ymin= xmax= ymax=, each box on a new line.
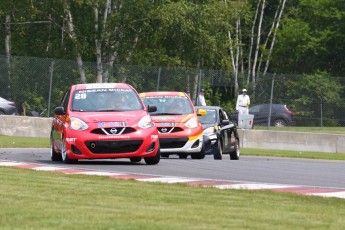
xmin=157 ymin=67 xmax=161 ymax=91
xmin=268 ymin=73 xmax=276 ymax=127
xmin=47 ymin=61 xmax=54 ymax=117
xmin=320 ymin=102 xmax=323 ymax=127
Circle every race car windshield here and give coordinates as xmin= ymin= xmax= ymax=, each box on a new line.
xmin=142 ymin=96 xmax=193 ymax=115
xmin=72 ymin=88 xmax=143 ymax=112
xmin=198 ymin=109 xmax=217 ymax=124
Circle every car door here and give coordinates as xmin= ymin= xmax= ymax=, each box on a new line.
xmin=250 ymin=104 xmax=268 ymax=125
xmin=52 ymin=89 xmax=71 ymax=151
xmin=218 ymin=109 xmax=233 ymax=153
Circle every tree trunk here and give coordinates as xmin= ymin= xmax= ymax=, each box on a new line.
xmin=94 ymin=3 xmax=103 ymax=83
xmin=64 ymin=5 xmax=87 ymax=83
xmin=251 ymin=0 xmax=266 ymax=85
xmin=247 ymin=0 xmax=261 ymax=84
xmin=5 ymin=15 xmax=11 ymax=95
xmin=263 ymin=0 xmax=287 ymax=77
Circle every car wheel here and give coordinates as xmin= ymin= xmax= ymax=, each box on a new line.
xmin=213 ymin=140 xmax=223 ymax=160
xmin=61 ymin=137 xmax=78 ymax=164
xmin=191 ymin=144 xmax=205 ymax=159
xmin=0 ymin=110 xmax=5 ymax=115
xmin=179 ymin=153 xmax=188 ymax=159
xmin=230 ymin=139 xmax=240 ymax=160
xmin=130 ymin=157 xmax=141 ymax=163
xmin=273 ymin=119 xmax=287 ymax=127
xmin=144 ymin=149 xmax=161 ymax=165
xmin=50 ymin=135 xmax=62 ymax=161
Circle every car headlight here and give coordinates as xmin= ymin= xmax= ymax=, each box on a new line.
xmin=203 ymin=126 xmax=216 ymax=136
xmin=138 ymin=115 xmax=154 ymax=128
xmin=70 ymin=117 xmax=88 ymax=131
xmin=185 ymin=117 xmax=199 ymax=129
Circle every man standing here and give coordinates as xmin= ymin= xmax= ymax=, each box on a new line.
xmin=198 ymin=89 xmax=206 ymax=106
xmin=236 ymin=88 xmax=250 ymax=115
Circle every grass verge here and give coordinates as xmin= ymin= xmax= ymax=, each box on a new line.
xmin=1 ymin=166 xmax=345 ymax=229
xmin=254 ymin=126 xmax=345 ymax=134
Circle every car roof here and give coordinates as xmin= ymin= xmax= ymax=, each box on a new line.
xmin=72 ymin=83 xmax=134 ymax=90
xmin=139 ymin=91 xmax=188 ymax=97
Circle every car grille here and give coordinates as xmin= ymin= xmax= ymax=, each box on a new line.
xmin=90 ymin=127 xmax=136 ymax=135
xmin=159 ymin=138 xmax=188 ymax=149
xmin=85 ymin=140 xmax=143 ymax=153
xmin=157 ymin=127 xmax=183 ymax=134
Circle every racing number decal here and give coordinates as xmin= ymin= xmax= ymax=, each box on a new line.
xmin=74 ymin=93 xmax=87 ymax=100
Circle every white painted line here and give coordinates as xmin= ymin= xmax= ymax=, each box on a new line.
xmin=0 ymin=161 xmax=24 ymax=166
xmin=310 ymin=191 xmax=345 ymax=199
xmin=138 ymin=177 xmax=200 ymax=183
xmin=75 ymin=171 xmax=125 ymax=176
xmin=215 ymin=183 xmax=295 ymax=190
xmin=33 ymin=166 xmax=68 ymax=171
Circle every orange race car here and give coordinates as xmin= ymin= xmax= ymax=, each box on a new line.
xmin=140 ymin=91 xmax=206 ymax=159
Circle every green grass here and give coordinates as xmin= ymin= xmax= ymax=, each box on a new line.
xmin=0 ymin=135 xmax=49 ymax=148
xmin=254 ymin=126 xmax=345 ymax=134
xmin=1 ymin=166 xmax=345 ymax=229
xmin=241 ymin=148 xmax=345 ymax=160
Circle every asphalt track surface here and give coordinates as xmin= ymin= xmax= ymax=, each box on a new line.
xmin=1 ymin=148 xmax=345 ymax=199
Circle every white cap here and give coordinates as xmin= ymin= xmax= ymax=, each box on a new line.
xmin=242 ymin=89 xmax=247 ymax=92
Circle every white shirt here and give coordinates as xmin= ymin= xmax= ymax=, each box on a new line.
xmin=198 ymin=94 xmax=206 ymax=106
xmin=236 ymin=94 xmax=250 ymax=110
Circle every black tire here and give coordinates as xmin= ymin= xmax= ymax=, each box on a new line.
xmin=61 ymin=137 xmax=78 ymax=164
xmin=160 ymin=152 xmax=169 ymax=158
xmin=191 ymin=144 xmax=205 ymax=159
xmin=273 ymin=119 xmax=287 ymax=127
xmin=130 ymin=157 xmax=142 ymax=163
xmin=50 ymin=136 xmax=62 ymax=161
xmin=179 ymin=154 xmax=188 ymax=159
xmin=213 ymin=140 xmax=223 ymax=160
xmin=230 ymin=139 xmax=240 ymax=160
xmin=144 ymin=149 xmax=161 ymax=165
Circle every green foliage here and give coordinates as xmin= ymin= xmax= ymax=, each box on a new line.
xmin=273 ymin=0 xmax=345 ymax=75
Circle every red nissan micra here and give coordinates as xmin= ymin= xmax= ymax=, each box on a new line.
xmin=50 ymin=83 xmax=160 ymax=165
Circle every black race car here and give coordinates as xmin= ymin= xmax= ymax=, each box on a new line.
xmin=195 ymin=106 xmax=240 ymax=160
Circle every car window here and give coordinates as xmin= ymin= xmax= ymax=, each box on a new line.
xmin=142 ymin=96 xmax=193 ymax=115
xmin=221 ymin=109 xmax=229 ymax=120
xmin=198 ymin=109 xmax=216 ymax=124
xmin=61 ymin=90 xmax=71 ymax=111
xmin=249 ymin=105 xmax=260 ymax=113
xmin=72 ymin=88 xmax=143 ymax=112
xmin=219 ymin=109 xmax=225 ymax=121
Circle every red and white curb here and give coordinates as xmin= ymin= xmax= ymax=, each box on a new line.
xmin=1 ymin=160 xmax=345 ymax=199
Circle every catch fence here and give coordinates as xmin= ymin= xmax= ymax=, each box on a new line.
xmin=1 ymin=55 xmax=344 ymax=127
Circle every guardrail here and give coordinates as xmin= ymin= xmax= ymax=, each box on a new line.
xmin=0 ymin=115 xmax=53 ymax=138
xmin=1 ymin=115 xmax=345 ymax=153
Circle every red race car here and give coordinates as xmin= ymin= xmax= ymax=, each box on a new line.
xmin=140 ymin=91 xmax=206 ymax=159
xmin=50 ymin=83 xmax=160 ymax=165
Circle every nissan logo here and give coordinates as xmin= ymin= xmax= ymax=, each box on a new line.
xmin=161 ymin=128 xmax=168 ymax=133
xmin=110 ymin=128 xmax=118 ymax=134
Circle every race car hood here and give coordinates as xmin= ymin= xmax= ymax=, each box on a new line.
xmin=150 ymin=114 xmax=194 ymax=124
xmin=71 ymin=110 xmax=147 ymax=126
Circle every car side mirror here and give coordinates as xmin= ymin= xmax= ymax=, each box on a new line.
xmin=221 ymin=119 xmax=230 ymax=126
xmin=147 ymin=104 xmax=157 ymax=113
xmin=197 ymin=109 xmax=206 ymax=116
xmin=54 ymin=106 xmax=66 ymax=115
